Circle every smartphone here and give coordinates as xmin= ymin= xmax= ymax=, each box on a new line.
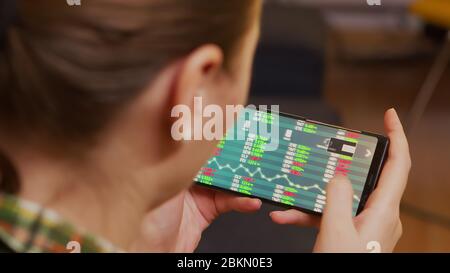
xmin=194 ymin=107 xmax=389 ymax=216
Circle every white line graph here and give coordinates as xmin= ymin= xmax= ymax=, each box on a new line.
xmin=208 ymin=157 xmax=361 ymax=202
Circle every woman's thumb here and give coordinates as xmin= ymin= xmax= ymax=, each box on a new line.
xmin=322 ymin=175 xmax=355 ymax=228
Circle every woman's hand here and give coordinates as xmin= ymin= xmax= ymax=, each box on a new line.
xmin=270 ymin=108 xmax=411 ymax=252
xmin=130 ymin=186 xmax=261 ymax=252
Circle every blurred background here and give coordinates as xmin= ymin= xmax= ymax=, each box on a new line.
xmin=197 ymin=0 xmax=450 ymax=252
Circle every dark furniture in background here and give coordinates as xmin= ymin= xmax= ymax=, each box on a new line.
xmin=0 ymin=0 xmax=17 ymax=48
xmin=247 ymin=2 xmax=339 ymax=123
xmin=250 ymin=3 xmax=327 ymax=98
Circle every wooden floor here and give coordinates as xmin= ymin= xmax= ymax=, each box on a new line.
xmin=324 ymin=31 xmax=450 ymax=252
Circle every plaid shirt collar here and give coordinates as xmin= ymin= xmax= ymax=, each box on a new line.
xmin=0 ymin=194 xmax=119 ymax=253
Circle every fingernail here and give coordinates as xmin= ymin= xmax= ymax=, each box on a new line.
xmin=388 ymin=108 xmax=398 ymax=117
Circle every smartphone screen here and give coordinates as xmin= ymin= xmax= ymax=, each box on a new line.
xmin=194 ymin=107 xmax=389 ymax=216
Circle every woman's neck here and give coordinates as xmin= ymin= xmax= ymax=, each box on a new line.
xmin=1 ymin=138 xmax=164 ymax=251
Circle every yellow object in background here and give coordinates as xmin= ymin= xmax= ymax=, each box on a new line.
xmin=411 ymin=0 xmax=450 ymax=29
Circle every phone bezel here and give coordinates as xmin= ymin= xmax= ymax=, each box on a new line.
xmin=194 ymin=109 xmax=390 ymax=216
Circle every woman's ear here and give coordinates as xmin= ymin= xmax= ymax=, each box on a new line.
xmin=171 ymin=44 xmax=224 ymax=109
xmin=168 ymin=44 xmax=225 ymax=141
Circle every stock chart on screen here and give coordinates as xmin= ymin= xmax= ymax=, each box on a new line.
xmin=195 ymin=107 xmax=379 ymax=216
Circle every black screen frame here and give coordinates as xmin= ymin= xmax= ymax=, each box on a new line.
xmin=194 ymin=109 xmax=389 ymax=216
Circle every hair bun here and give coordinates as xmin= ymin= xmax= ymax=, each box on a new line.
xmin=0 ymin=0 xmax=17 ymax=49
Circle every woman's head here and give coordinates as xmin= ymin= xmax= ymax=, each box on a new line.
xmin=0 ymin=0 xmax=261 ymax=204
